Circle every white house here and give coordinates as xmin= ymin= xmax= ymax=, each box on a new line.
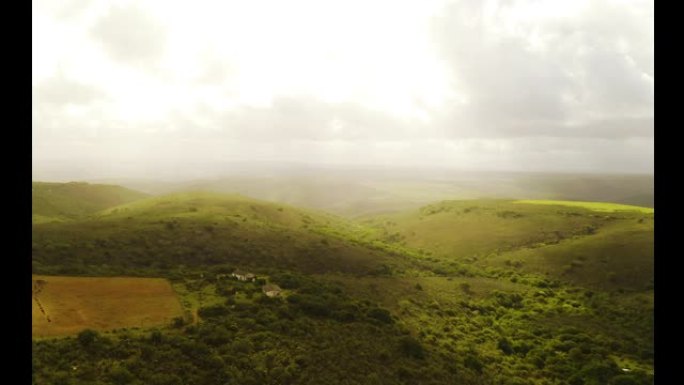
xmin=232 ymin=270 xmax=256 ymax=282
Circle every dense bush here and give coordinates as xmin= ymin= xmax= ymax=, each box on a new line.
xmin=399 ymin=336 xmax=424 ymax=359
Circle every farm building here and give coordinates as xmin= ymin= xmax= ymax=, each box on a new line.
xmin=262 ymin=284 xmax=282 ymax=297
xmin=232 ymin=270 xmax=256 ymax=282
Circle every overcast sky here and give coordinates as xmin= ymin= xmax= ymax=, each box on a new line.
xmin=32 ymin=0 xmax=653 ymax=180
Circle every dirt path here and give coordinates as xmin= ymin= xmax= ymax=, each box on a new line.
xmin=32 ymin=281 xmax=51 ymax=323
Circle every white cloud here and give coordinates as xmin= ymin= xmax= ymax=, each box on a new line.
xmin=32 ymin=0 xmax=654 ymax=178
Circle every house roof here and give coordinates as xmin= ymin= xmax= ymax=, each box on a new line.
xmin=262 ymin=284 xmax=282 ymax=292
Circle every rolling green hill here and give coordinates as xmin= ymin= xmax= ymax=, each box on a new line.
xmin=32 ymin=192 xmax=399 ymax=276
xmin=513 ymin=200 xmax=654 ymax=213
xmin=105 ymin=171 xmax=653 ymax=219
xmin=360 ymin=199 xmax=653 ymax=291
xmin=32 ymin=181 xmax=149 ymax=223
xmin=31 ymin=193 xmax=653 ymax=385
xmin=482 ymin=220 xmax=653 ymax=291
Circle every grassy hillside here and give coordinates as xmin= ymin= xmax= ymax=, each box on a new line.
xmin=117 ymin=176 xmax=455 ymax=217
xmin=482 ymin=221 xmax=653 ymax=291
xmin=360 ymin=199 xmax=653 ymax=291
xmin=32 ymin=192 xmax=400 ymax=276
xmin=31 ymin=194 xmax=653 ymax=385
xmin=513 ymin=200 xmax=654 ymax=213
xmin=106 ymin=171 xmax=653 ymax=218
xmin=32 ymin=181 xmax=148 ymax=223
xmin=360 ymin=199 xmax=605 ymax=259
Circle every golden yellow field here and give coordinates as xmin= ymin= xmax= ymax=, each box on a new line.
xmin=32 ymin=275 xmax=183 ymax=338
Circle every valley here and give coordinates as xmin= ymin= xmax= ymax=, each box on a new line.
xmin=31 ymin=181 xmax=654 ymax=385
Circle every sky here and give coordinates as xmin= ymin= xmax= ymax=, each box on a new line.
xmin=32 ymin=0 xmax=654 ymax=180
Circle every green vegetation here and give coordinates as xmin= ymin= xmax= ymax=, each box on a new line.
xmin=361 ymin=199 xmax=653 ymax=291
xmin=513 ymin=200 xmax=654 ymax=214
xmin=32 ymin=182 xmax=148 ymax=223
xmin=31 ymin=187 xmax=653 ymax=384
xmin=32 ymin=192 xmax=397 ymax=276
xmin=122 ymin=172 xmax=653 ymax=216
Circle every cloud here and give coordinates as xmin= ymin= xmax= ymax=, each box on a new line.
xmin=32 ymin=0 xmax=654 ymax=178
xmin=89 ymin=4 xmax=166 ymax=69
xmin=195 ymin=55 xmax=233 ymax=85
xmin=430 ymin=0 xmax=653 ymax=138
xmin=33 ymin=73 xmax=108 ymax=107
xmin=209 ymin=96 xmax=415 ymax=142
xmin=33 ymin=0 xmax=93 ymax=20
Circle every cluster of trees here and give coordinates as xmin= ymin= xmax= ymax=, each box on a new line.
xmin=32 ymin=201 xmax=653 ymax=384
xmin=34 ymin=271 xmax=468 ymax=385
xmin=33 ymin=264 xmax=653 ymax=385
xmin=32 ymin=216 xmax=383 ymax=277
xmin=397 ymin=280 xmax=653 ymax=385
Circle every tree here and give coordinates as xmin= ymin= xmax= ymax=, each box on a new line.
xmin=77 ymin=329 xmax=99 ymax=348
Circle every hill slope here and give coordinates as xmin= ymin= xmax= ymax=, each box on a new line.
xmin=360 ymin=199 xmax=653 ymax=291
xmin=32 ymin=192 xmax=399 ymax=276
xmin=32 ymin=181 xmax=148 ymax=223
xmin=32 ymin=194 xmax=654 ymax=385
xmin=101 ymin=171 xmax=652 ymax=219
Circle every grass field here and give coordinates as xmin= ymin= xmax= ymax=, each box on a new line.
xmin=32 ymin=275 xmax=183 ymax=337
xmin=513 ymin=199 xmax=654 ymax=213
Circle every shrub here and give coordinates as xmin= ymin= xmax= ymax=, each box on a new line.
xmin=464 ymin=353 xmax=484 ymax=373
xmin=498 ymin=338 xmax=514 ymax=355
xmin=273 ymin=273 xmax=303 ymax=289
xmin=609 ymin=375 xmax=641 ymax=385
xmin=150 ymin=330 xmax=163 ymax=344
xmin=399 ymin=336 xmax=424 ymax=359
xmin=367 ymin=308 xmax=393 ymax=324
xmin=172 ymin=317 xmax=185 ymax=328
xmin=198 ymin=304 xmax=229 ymax=318
xmin=494 ymin=292 xmax=524 ymax=309
xmin=109 ymin=367 xmax=134 ymax=385
xmin=77 ymin=329 xmax=99 ymax=347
